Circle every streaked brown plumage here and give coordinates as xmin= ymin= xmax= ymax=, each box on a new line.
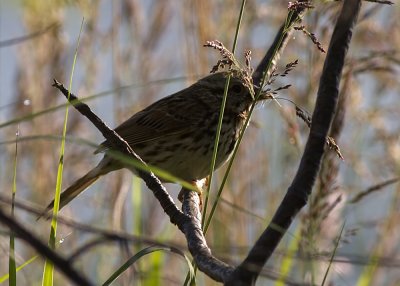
xmin=45 ymin=72 xmax=267 ymax=213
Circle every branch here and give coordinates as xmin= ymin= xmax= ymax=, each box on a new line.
xmin=252 ymin=0 xmax=309 ymax=86
xmin=225 ymin=0 xmax=362 ymax=284
xmin=51 ymin=81 xmax=233 ymax=282
xmin=51 ymin=79 xmax=185 ymax=226
xmin=0 ymin=208 xmax=93 ymax=286
xmin=180 ymin=191 xmax=234 ymax=280
xmin=49 ymin=1 xmax=313 ymax=283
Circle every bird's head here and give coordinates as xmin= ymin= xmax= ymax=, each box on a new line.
xmin=198 ymin=72 xmax=269 ymax=113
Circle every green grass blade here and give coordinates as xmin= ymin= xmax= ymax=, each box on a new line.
xmin=41 ymin=18 xmax=84 ymax=286
xmin=183 ymin=2 xmax=248 ymax=283
xmin=0 ymin=232 xmax=70 ymax=283
xmin=105 ymin=149 xmax=196 ymax=192
xmin=184 ymin=2 xmax=248 ymax=282
xmin=201 ymin=0 xmax=247 ymax=228
xmin=8 ymin=127 xmax=19 ymax=286
xmin=102 ymin=246 xmax=195 ymax=286
xmin=321 ymin=222 xmax=345 ymax=286
xmin=203 ymin=8 xmax=299 ymax=234
xmin=201 ymin=75 xmax=231 ymax=219
xmin=0 ymin=256 xmax=38 ymax=283
xmin=0 ymin=133 xmax=197 ymax=192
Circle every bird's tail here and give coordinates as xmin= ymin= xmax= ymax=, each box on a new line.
xmin=39 ymin=159 xmax=114 ymax=219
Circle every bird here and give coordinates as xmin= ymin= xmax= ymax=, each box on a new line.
xmin=43 ymin=72 xmax=268 ymax=214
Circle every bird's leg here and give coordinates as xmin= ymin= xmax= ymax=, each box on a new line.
xmin=178 ymin=178 xmax=207 ymax=207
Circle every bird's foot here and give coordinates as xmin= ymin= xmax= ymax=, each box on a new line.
xmin=178 ymin=178 xmax=207 ymax=207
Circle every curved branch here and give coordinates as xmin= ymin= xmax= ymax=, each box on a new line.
xmin=226 ymin=0 xmax=362 ymax=285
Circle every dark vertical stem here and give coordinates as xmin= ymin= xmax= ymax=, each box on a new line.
xmin=225 ymin=1 xmax=362 ymax=285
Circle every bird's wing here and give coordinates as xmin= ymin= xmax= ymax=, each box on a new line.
xmin=95 ymin=89 xmax=214 ymax=153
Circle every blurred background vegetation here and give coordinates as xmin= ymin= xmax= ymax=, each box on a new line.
xmin=0 ymin=0 xmax=399 ymax=285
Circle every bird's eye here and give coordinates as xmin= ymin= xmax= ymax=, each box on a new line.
xmin=231 ymin=84 xmax=242 ymax=94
